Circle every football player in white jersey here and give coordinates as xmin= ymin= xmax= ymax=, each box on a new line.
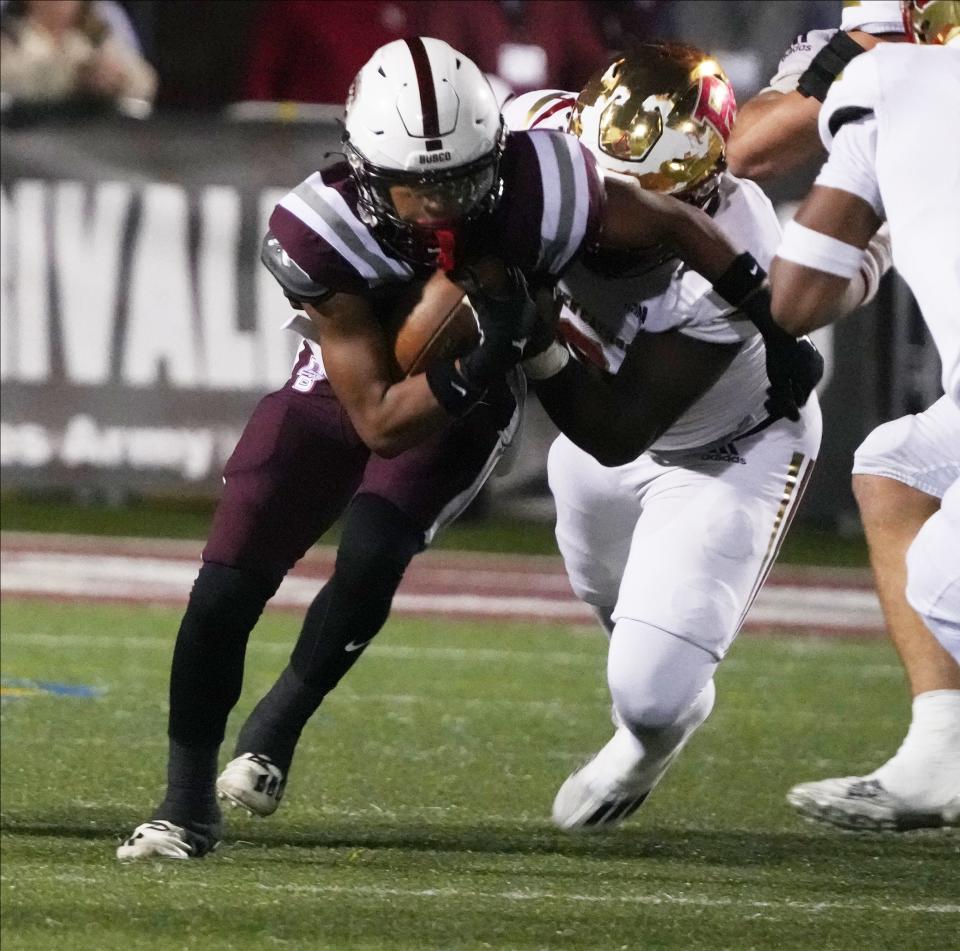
xmin=767 ymin=0 xmax=960 ymax=830
xmin=504 ymin=43 xmax=823 ymax=831
xmin=730 ymin=0 xmax=960 ymax=831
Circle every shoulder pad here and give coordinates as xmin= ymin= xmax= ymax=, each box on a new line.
xmin=261 ymin=231 xmax=334 ymax=307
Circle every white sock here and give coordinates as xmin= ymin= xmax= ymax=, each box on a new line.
xmin=873 ymin=689 xmax=960 ymax=806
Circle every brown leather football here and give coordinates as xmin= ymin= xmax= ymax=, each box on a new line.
xmin=387 ymin=270 xmax=480 ymax=377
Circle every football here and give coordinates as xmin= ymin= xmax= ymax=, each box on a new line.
xmin=386 ymin=270 xmax=480 ymax=377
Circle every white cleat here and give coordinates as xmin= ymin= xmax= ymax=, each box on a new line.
xmin=116 ymin=820 xmax=219 ymax=860
xmin=553 ymin=682 xmax=716 ymax=832
xmin=787 ymin=776 xmax=960 ymax=832
xmin=216 ymin=753 xmax=286 ymax=817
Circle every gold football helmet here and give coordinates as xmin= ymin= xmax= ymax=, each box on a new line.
xmin=570 ymin=43 xmax=736 ymax=206
xmin=901 ymin=0 xmax=960 ymax=44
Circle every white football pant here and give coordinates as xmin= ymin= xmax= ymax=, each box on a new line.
xmin=550 ymin=398 xmax=822 ymax=728
xmin=852 ymin=395 xmax=960 ymax=498
xmin=551 ymin=399 xmax=822 ymax=659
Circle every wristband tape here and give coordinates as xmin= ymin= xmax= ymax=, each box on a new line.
xmin=425 ymin=360 xmax=484 ymax=418
xmin=712 ymin=252 xmax=766 ymax=307
xmin=777 ymin=220 xmax=865 ymax=279
xmin=522 ymin=341 xmax=570 ymax=380
xmin=797 ymin=30 xmax=864 ymax=101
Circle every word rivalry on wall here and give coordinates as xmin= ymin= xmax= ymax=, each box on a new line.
xmin=1 ymin=180 xmax=299 ymax=389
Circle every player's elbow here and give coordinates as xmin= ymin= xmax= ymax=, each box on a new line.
xmin=725 ymin=138 xmax=775 ymax=181
xmin=350 ymin=414 xmax=411 ymax=458
xmin=594 ymin=445 xmax=641 ymax=468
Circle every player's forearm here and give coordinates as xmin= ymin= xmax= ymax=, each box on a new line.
xmin=531 ymin=360 xmax=663 ymax=467
xmin=726 ymin=91 xmax=824 ymax=181
xmin=665 ymin=198 xmax=741 ymax=284
xmin=769 ymin=257 xmax=852 ymax=335
xmin=600 ymin=178 xmax=738 ymax=281
xmin=349 ymin=376 xmax=452 ymax=457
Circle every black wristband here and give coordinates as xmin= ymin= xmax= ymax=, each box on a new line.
xmin=425 ymin=359 xmax=484 ymax=418
xmin=797 ymin=31 xmax=865 ymax=102
xmin=712 ymin=252 xmax=766 ymax=307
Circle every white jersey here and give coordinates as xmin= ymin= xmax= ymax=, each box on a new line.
xmin=506 ymin=89 xmax=782 ymax=451
xmin=817 ymin=41 xmax=960 ymax=404
xmin=558 ymin=173 xmax=782 ymax=450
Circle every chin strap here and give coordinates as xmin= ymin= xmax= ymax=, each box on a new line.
xmin=435 ymin=229 xmax=457 ymax=271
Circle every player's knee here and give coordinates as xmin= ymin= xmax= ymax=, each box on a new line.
xmin=185 ymin=562 xmax=281 ymax=633
xmin=335 ymin=494 xmax=423 ymax=595
xmin=852 ymin=417 xmax=920 ymax=509
xmin=607 ymin=618 xmax=717 ymax=729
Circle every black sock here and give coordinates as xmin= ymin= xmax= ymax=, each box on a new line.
xmin=152 ymin=740 xmax=221 ymax=828
xmin=234 ymin=495 xmax=423 ymax=773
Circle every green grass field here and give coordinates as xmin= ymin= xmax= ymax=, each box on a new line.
xmin=2 ymin=598 xmax=957 ymax=950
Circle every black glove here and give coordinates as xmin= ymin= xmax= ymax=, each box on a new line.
xmin=713 ymin=253 xmax=824 ymax=422
xmin=426 ymin=263 xmax=537 ymax=417
xmin=747 ymin=297 xmax=824 ymax=421
xmin=454 ymin=262 xmax=538 ymax=390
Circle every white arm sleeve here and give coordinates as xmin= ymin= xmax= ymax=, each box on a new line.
xmin=814 ymin=117 xmax=885 ymax=218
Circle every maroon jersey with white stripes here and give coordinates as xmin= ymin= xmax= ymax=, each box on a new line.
xmin=263 ymin=129 xmax=605 ymax=310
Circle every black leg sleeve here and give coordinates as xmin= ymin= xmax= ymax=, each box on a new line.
xmin=233 ymin=494 xmax=424 ymax=772
xmin=167 ymin=562 xmax=284 ymax=749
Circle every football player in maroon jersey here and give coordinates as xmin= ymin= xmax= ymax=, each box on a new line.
xmin=118 ymin=37 xmax=820 ymax=860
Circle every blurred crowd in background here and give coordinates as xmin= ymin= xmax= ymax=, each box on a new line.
xmin=1 ymin=0 xmax=842 ymax=118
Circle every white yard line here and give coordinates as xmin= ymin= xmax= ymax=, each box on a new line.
xmin=7 ymin=871 xmax=955 ymax=916
xmin=0 ymin=549 xmax=884 ymax=632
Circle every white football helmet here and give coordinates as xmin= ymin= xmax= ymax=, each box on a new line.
xmin=343 ymin=37 xmax=506 ymax=268
xmin=571 ymin=43 xmax=736 ymax=207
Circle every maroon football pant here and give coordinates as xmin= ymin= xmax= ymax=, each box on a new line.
xmin=203 ymin=358 xmax=513 ymax=577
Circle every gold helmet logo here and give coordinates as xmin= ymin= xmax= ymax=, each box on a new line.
xmin=902 ymin=0 xmax=960 ymax=44
xmin=571 ymin=43 xmax=736 ymax=206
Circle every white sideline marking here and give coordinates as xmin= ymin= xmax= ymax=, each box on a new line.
xmin=0 ymin=552 xmax=591 ymax=620
xmin=0 ymin=550 xmax=884 ymax=630
xmin=27 ymin=872 xmax=960 ymax=916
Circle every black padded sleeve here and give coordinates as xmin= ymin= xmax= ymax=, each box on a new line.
xmin=260 ymin=231 xmax=335 ymax=308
